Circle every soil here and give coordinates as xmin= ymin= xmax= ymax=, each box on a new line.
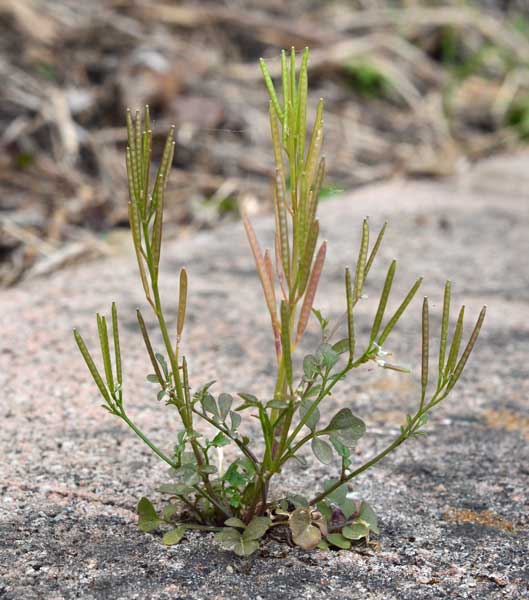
xmin=1 ymin=151 xmax=528 ymax=599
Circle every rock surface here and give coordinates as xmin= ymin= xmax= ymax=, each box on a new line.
xmin=1 ymin=153 xmax=528 ymax=599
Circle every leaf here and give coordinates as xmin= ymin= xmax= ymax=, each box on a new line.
xmin=243 ymin=516 xmax=271 ymax=540
xmin=137 ymin=497 xmax=161 ymax=532
xmin=299 ymin=398 xmax=320 ymax=431
xmin=326 ymin=533 xmax=351 ymax=550
xmin=162 ymin=504 xmax=179 ymax=521
xmin=146 ymin=374 xmax=159 ymax=383
xmin=318 ymin=343 xmax=339 ymax=370
xmin=311 ymin=437 xmax=334 ymax=465
xmin=201 ymin=393 xmax=218 ymax=417
xmin=357 ymin=501 xmax=379 ymax=534
xmin=287 ymin=494 xmax=309 ymax=508
xmin=342 ymin=522 xmax=369 ymax=540
xmin=157 ymin=483 xmax=194 ymax=496
xmin=326 ymin=408 xmax=366 ymax=447
xmin=229 ymin=411 xmax=241 ymax=431
xmin=224 ymin=517 xmax=246 ymax=529
xmin=303 ymin=354 xmax=319 ymax=379
xmin=323 ymin=479 xmax=348 ymax=505
xmin=289 ymin=508 xmax=322 ymax=550
xmin=237 ymin=393 xmax=260 ymax=406
xmin=155 ymin=353 xmax=169 ymax=378
xmin=218 ymin=393 xmax=233 ymax=420
xmin=215 ymin=527 xmax=260 ymax=556
xmin=332 ymin=338 xmax=349 ymax=355
xmin=162 ymin=527 xmax=185 ymax=546
xmin=211 ymin=432 xmax=230 ymax=448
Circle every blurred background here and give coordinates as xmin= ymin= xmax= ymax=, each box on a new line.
xmin=1 ymin=0 xmax=529 ymax=286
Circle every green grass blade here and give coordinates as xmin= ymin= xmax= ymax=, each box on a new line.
xmin=377 ymin=276 xmax=423 ymax=346
xmin=73 ymin=329 xmax=112 ymax=404
xmin=369 ymin=259 xmax=396 ymax=344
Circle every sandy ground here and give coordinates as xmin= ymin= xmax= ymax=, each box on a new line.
xmin=1 ymin=152 xmax=528 ymax=599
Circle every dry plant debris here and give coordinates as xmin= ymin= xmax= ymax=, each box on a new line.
xmin=1 ymin=0 xmax=529 ymax=285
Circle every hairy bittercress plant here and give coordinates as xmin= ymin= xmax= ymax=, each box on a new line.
xmin=74 ymin=48 xmax=486 ymax=555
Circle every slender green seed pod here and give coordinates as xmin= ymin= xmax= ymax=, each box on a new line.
xmin=280 ymin=301 xmax=293 ymax=388
xmin=297 ymin=219 xmax=320 ymax=297
xmin=365 ymin=221 xmax=387 ymax=277
xmin=74 ymin=329 xmax=112 ymax=404
xmin=439 ymin=281 xmax=451 ymax=376
xmin=447 ymin=306 xmax=486 ymax=391
xmin=177 ymin=268 xmax=188 ymax=342
xmin=111 ymin=302 xmax=122 ymax=386
xmin=345 ymin=268 xmax=355 ymax=362
xmin=281 ymin=49 xmax=289 ymax=128
xmin=97 ymin=314 xmax=114 ymax=393
xmin=445 ymin=305 xmax=465 ymax=378
xmin=259 ymin=58 xmax=283 ymax=121
xmin=377 ymin=277 xmax=423 ymax=346
xmin=421 ymin=297 xmax=429 ymax=404
xmin=296 ymin=241 xmax=326 ymax=343
xmin=136 ymin=309 xmax=164 ymax=385
xmin=370 ymin=260 xmax=396 ymax=343
xmin=354 ymin=218 xmax=369 ymax=302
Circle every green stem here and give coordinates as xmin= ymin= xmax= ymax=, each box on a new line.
xmin=119 ymin=412 xmax=177 ymax=469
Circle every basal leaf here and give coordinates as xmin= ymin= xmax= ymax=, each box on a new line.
xmin=326 ymin=533 xmax=351 ymax=550
xmin=224 ymin=517 xmax=246 ymax=529
xmin=243 ymin=516 xmax=271 ymax=540
xmin=289 ymin=508 xmax=322 ymax=550
xmin=342 ymin=522 xmax=369 ymax=540
xmin=162 ymin=527 xmax=185 ymax=546
xmin=357 ymin=501 xmax=379 ymax=534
